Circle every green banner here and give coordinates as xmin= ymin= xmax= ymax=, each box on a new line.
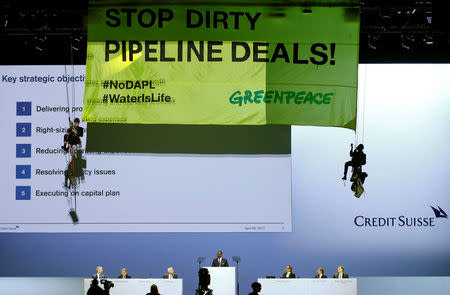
xmin=83 ymin=4 xmax=359 ymax=129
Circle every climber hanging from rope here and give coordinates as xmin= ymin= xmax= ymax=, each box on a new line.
xmin=342 ymin=143 xmax=366 ymax=180
xmin=61 ymin=117 xmax=84 ymax=152
xmin=342 ymin=143 xmax=368 ymax=198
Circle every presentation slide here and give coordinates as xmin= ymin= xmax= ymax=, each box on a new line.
xmin=0 ymin=66 xmax=292 ymax=233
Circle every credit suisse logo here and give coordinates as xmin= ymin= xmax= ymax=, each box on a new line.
xmin=354 ymin=206 xmax=447 ymax=227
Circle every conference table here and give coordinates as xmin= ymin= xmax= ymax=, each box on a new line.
xmin=83 ymin=278 xmax=182 ymax=295
xmin=83 ymin=268 xmax=236 ymax=295
xmin=83 ymin=272 xmax=355 ymax=295
xmin=258 ymin=278 xmax=357 ymax=295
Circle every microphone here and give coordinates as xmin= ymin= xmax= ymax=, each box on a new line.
xmin=232 ymin=256 xmax=242 ymax=295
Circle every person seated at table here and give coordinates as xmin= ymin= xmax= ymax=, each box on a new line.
xmin=92 ymin=266 xmax=106 ymax=281
xmin=248 ymin=282 xmax=262 ymax=295
xmin=281 ymin=265 xmax=296 ymax=278
xmin=163 ymin=267 xmax=178 ymax=279
xmin=314 ymin=267 xmax=327 ymax=278
xmin=118 ymin=268 xmax=131 ymax=278
xmin=332 ymin=266 xmax=349 ymax=279
xmin=146 ymin=284 xmax=161 ymax=295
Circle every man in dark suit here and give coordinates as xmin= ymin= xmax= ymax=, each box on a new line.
xmin=163 ymin=267 xmax=178 ymax=279
xmin=332 ymin=266 xmax=349 ymax=279
xmin=314 ymin=268 xmax=327 ymax=278
xmin=211 ymin=250 xmax=229 ymax=267
xmin=117 ymin=268 xmax=131 ymax=279
xmin=281 ymin=265 xmax=296 ymax=278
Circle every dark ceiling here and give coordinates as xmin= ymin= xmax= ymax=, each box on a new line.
xmin=0 ymin=0 xmax=449 ymax=64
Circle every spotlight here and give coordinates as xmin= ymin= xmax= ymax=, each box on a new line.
xmin=368 ymin=34 xmax=380 ymax=51
xmin=2 ymin=14 xmax=8 ymax=29
xmin=401 ymin=42 xmax=411 ymax=51
xmin=423 ymin=35 xmax=434 ymax=46
xmin=400 ymin=34 xmax=415 ymax=51
xmin=425 ymin=11 xmax=432 ymax=24
xmin=72 ymin=36 xmax=82 ymax=51
xmin=33 ymin=36 xmax=47 ymax=53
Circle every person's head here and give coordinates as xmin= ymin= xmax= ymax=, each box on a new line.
xmin=150 ymin=284 xmax=158 ymax=294
xmin=337 ymin=266 xmax=344 ymax=273
xmin=217 ymin=250 xmax=223 ymax=258
xmin=317 ymin=268 xmax=324 ymax=275
xmin=356 ymin=144 xmax=364 ymax=151
xmin=251 ymin=282 xmax=262 ymax=292
xmin=91 ymin=278 xmax=98 ymax=287
xmin=121 ymin=268 xmax=127 ymax=276
xmin=96 ymin=266 xmax=103 ymax=274
xmin=198 ymin=268 xmax=211 ymax=289
xmin=285 ymin=265 xmax=292 ymax=272
xmin=167 ymin=267 xmax=174 ymax=275
xmin=74 ymin=118 xmax=80 ymax=127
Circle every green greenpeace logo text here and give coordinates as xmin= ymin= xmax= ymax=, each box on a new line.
xmin=229 ymin=90 xmax=334 ymax=107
